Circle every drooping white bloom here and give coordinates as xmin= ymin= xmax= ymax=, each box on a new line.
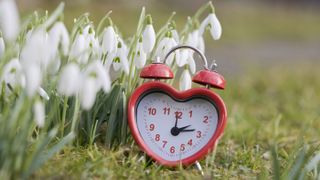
xmin=179 ymin=69 xmax=192 ymax=91
xmin=38 ymin=87 xmax=49 ymax=101
xmin=112 ymin=40 xmax=129 ymax=74
xmin=79 ymin=76 xmax=97 ymax=110
xmin=49 ymin=21 xmax=70 ymax=56
xmin=176 ymin=49 xmax=188 ymax=67
xmin=0 ymin=0 xmax=20 ymax=42
xmin=134 ymin=42 xmax=147 ymax=69
xmin=155 ymin=35 xmax=178 ymax=66
xmin=84 ymin=60 xmax=111 ymax=93
xmin=1 ymin=58 xmax=25 ymax=89
xmin=20 ymin=27 xmax=51 ymax=70
xmin=0 ymin=36 xmax=4 ymax=58
xmin=142 ymin=24 xmax=156 ymax=53
xmin=101 ymin=26 xmax=117 ymax=54
xmin=199 ymin=13 xmax=222 ymax=40
xmin=24 ymin=64 xmax=42 ymax=97
xmin=33 ymin=100 xmax=45 ymax=127
xmin=69 ymin=32 xmax=89 ymax=64
xmin=85 ymin=27 xmax=101 ymax=58
xmin=58 ymin=63 xmax=81 ymax=96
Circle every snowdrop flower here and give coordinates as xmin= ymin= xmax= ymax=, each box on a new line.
xmin=20 ymin=27 xmax=51 ymax=69
xmin=79 ymin=76 xmax=97 ymax=110
xmin=179 ymin=69 xmax=192 ymax=91
xmin=101 ymin=25 xmax=117 ymax=54
xmin=24 ymin=64 xmax=42 ymax=97
xmin=85 ymin=27 xmax=101 ymax=58
xmin=69 ymin=31 xmax=89 ymax=64
xmin=49 ymin=21 xmax=70 ymax=56
xmin=112 ymin=40 xmax=129 ymax=74
xmin=134 ymin=40 xmax=147 ymax=69
xmin=58 ymin=63 xmax=81 ymax=96
xmin=33 ymin=100 xmax=45 ymax=127
xmin=1 ymin=58 xmax=25 ymax=89
xmin=155 ymin=32 xmax=178 ymax=66
xmin=199 ymin=13 xmax=222 ymax=40
xmin=78 ymin=60 xmax=112 ymax=110
xmin=142 ymin=15 xmax=156 ymax=53
xmin=0 ymin=35 xmax=4 ymax=58
xmin=84 ymin=60 xmax=111 ymax=93
xmin=0 ymin=0 xmax=20 ymax=42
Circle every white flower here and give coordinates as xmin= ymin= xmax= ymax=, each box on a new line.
xmin=155 ymin=35 xmax=177 ymax=66
xmin=20 ymin=27 xmax=51 ymax=70
xmin=0 ymin=36 xmax=4 ymax=58
xmin=38 ymin=87 xmax=49 ymax=101
xmin=84 ymin=60 xmax=111 ymax=93
xmin=199 ymin=13 xmax=222 ymax=40
xmin=0 ymin=0 xmax=20 ymax=42
xmin=134 ymin=42 xmax=147 ymax=69
xmin=49 ymin=21 xmax=70 ymax=56
xmin=1 ymin=58 xmax=25 ymax=89
xmin=24 ymin=64 xmax=42 ymax=97
xmin=101 ymin=26 xmax=117 ymax=54
xmin=69 ymin=32 xmax=89 ymax=64
xmin=33 ymin=100 xmax=45 ymax=127
xmin=142 ymin=24 xmax=156 ymax=53
xmin=79 ymin=76 xmax=97 ymax=110
xmin=58 ymin=63 xmax=81 ymax=96
xmin=179 ymin=69 xmax=192 ymax=91
xmin=112 ymin=40 xmax=129 ymax=74
xmin=85 ymin=27 xmax=101 ymax=58
xmin=176 ymin=49 xmax=188 ymax=67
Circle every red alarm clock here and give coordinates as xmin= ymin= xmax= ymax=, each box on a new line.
xmin=128 ymin=45 xmax=227 ymax=166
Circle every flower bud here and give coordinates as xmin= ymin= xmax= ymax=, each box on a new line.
xmin=0 ymin=0 xmax=20 ymax=42
xmin=142 ymin=24 xmax=156 ymax=53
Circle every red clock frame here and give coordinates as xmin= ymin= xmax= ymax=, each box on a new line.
xmin=128 ymin=81 xmax=227 ymax=166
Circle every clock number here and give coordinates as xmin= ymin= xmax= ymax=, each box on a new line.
xmin=175 ymin=111 xmax=182 ymax=119
xmin=148 ymin=108 xmax=156 ymax=116
xmin=155 ymin=134 xmax=160 ymax=141
xmin=189 ymin=110 xmax=192 ymax=118
xmin=180 ymin=144 xmax=185 ymax=151
xmin=162 ymin=140 xmax=167 ymax=148
xmin=170 ymin=146 xmax=175 ymax=154
xmin=196 ymin=131 xmax=202 ymax=138
xmin=149 ymin=124 xmax=155 ymax=131
xmin=187 ymin=139 xmax=193 ymax=146
xmin=203 ymin=116 xmax=209 ymax=123
xmin=163 ymin=107 xmax=170 ymax=115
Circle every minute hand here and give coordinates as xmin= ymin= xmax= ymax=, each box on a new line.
xmin=178 ymin=125 xmax=195 ymax=132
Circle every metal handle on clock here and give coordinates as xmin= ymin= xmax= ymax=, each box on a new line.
xmin=163 ymin=45 xmax=209 ymax=70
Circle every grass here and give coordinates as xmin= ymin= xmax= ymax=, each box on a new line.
xmin=34 ymin=64 xmax=320 ymax=179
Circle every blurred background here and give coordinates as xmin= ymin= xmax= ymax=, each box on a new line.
xmin=17 ymin=0 xmax=320 ymax=77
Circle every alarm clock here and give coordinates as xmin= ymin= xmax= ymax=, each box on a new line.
xmin=128 ymin=45 xmax=227 ymax=166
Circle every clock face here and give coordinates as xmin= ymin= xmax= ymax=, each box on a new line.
xmin=136 ymin=91 xmax=219 ymax=162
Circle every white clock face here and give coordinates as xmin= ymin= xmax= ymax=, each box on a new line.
xmin=136 ymin=92 xmax=218 ymax=162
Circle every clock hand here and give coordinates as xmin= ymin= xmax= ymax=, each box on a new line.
xmin=179 ymin=129 xmax=195 ymax=132
xmin=178 ymin=125 xmax=191 ymax=131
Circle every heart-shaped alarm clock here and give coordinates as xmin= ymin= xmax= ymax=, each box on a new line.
xmin=128 ymin=45 xmax=227 ymax=166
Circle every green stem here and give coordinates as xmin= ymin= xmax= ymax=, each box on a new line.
xmin=71 ymin=96 xmax=80 ymax=133
xmin=60 ymin=96 xmax=68 ymax=137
